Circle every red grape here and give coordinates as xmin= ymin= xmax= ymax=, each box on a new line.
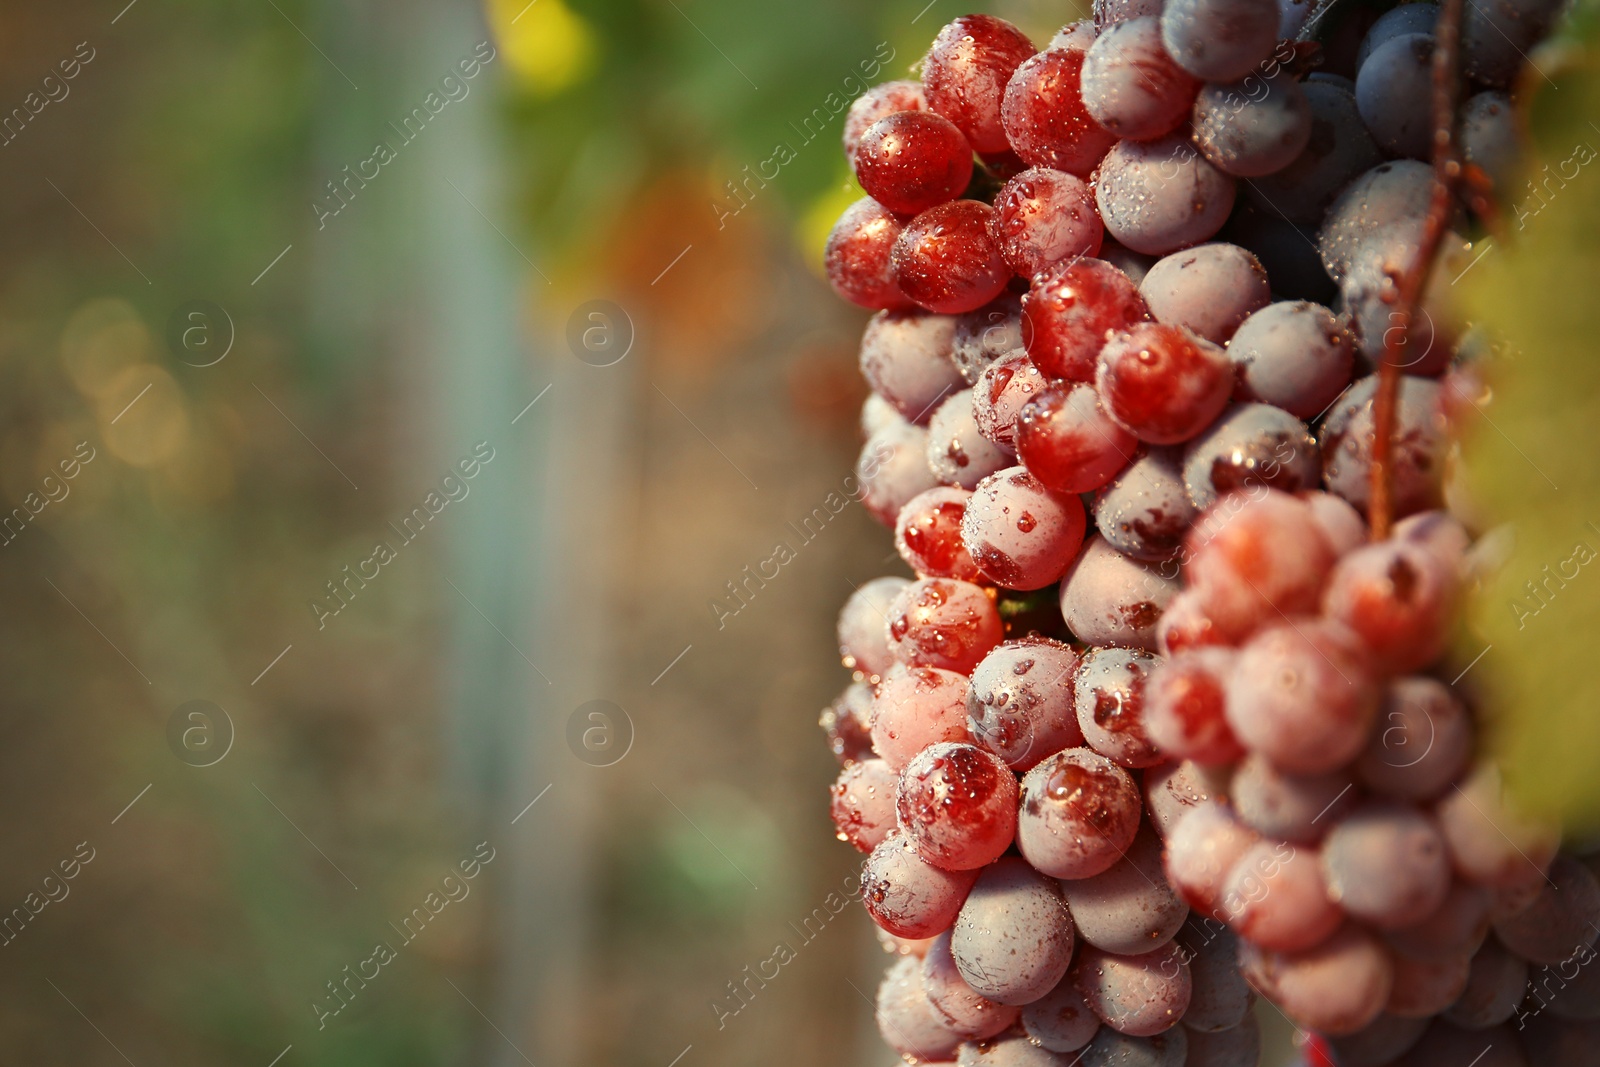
xmin=854 ymin=110 xmax=975 ymax=216
xmin=825 ymin=197 xmax=911 ymax=310
xmin=896 ymin=741 xmax=1019 ymax=870
xmin=1015 ymin=382 xmax=1138 ymax=495
xmin=922 ymin=14 xmax=1038 ymax=155
xmin=1017 ymin=748 xmax=1143 ymax=879
xmin=961 ymin=465 xmax=1087 ymax=590
xmin=990 ymin=167 xmax=1104 ymax=277
xmin=1023 ymin=257 xmax=1150 ymax=382
xmin=844 ymin=79 xmax=929 ymax=162
xmin=831 ymin=758 xmax=899 ymax=852
xmin=885 ymin=577 xmax=1005 ymax=675
xmin=1000 ymin=48 xmax=1120 ymax=176
xmin=1143 ymin=648 xmax=1245 ymax=766
xmin=1096 ymin=323 xmax=1233 ymax=445
xmin=895 ymin=486 xmax=983 ymax=581
xmin=891 ymin=200 xmax=1013 ymax=315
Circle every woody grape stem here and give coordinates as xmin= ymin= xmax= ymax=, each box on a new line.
xmin=1369 ymin=0 xmax=1465 ymax=539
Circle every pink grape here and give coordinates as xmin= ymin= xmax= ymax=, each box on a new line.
xmin=859 ymin=421 xmax=941 ymax=527
xmin=876 ymin=953 xmax=965 ymax=1062
xmin=923 ymin=14 xmax=1038 ymax=156
xmin=886 ymin=577 xmax=1005 ymax=675
xmin=843 ymin=80 xmax=929 ymax=163
xmin=897 ymin=742 xmax=1019 ymax=871
xmin=1015 ymin=383 xmax=1139 ymax=496
xmin=831 ymin=757 xmax=899 ymax=852
xmin=961 ymin=466 xmax=1087 ymax=591
xmin=1139 ymin=243 xmax=1270 ymax=345
xmin=1143 ymin=761 xmax=1229 ymax=840
xmin=1074 ymin=646 xmax=1164 ymax=769
xmin=1164 ymin=802 xmax=1262 ymax=918
xmin=1018 ymin=748 xmax=1143 ymax=879
xmin=870 ymin=665 xmax=973 ymax=770
xmin=1060 ymin=824 xmax=1190 ymax=956
xmin=927 ymin=389 xmax=1018 ymax=490
xmin=1443 ymin=938 xmax=1528 ymax=1029
xmin=1322 ymin=539 xmax=1459 ymax=677
xmin=923 ymin=930 xmax=1023 ymax=1039
xmin=1022 ymin=978 xmax=1102 ymax=1052
xmin=825 ymin=198 xmax=912 ymax=310
xmin=1143 ymin=648 xmax=1245 ymax=766
xmin=1023 ymin=257 xmax=1151 ymax=383
xmin=1300 ymin=490 xmax=1368 ymax=555
xmin=1092 ymin=448 xmax=1198 ymax=563
xmin=1356 ymin=676 xmax=1473 ymax=802
xmin=1180 ymin=403 xmax=1321 ymax=511
xmin=1175 ymin=922 xmax=1254 ymax=1031
xmin=1491 ymin=854 xmax=1600 ymax=966
xmin=896 ymin=487 xmax=983 ymax=581
xmin=1386 ymin=880 xmax=1494 ymax=962
xmin=854 ymin=110 xmax=975 ymax=217
xmin=1155 ymin=588 xmax=1234 ymax=657
xmin=973 ymin=350 xmax=1050 ymax=448
xmin=1059 ymin=537 xmax=1178 ymax=652
xmin=859 ymin=307 xmax=964 ymax=425
xmin=1096 ymin=323 xmax=1233 ymax=445
xmin=862 ymin=391 xmax=907 ymax=437
xmin=1228 ymin=301 xmax=1355 ymax=420
xmin=1386 ymin=950 xmax=1473 ymax=1018
xmin=862 ymin=830 xmax=981 ymax=938
xmin=966 ymin=636 xmax=1084 ymax=771
xmin=1230 ymin=753 xmax=1356 ymax=843
xmin=1225 ymin=619 xmax=1381 ymax=776
xmin=1181 ymin=1016 xmax=1259 ymax=1067
xmin=1094 ymin=135 xmax=1237 ymax=256
xmin=820 ymin=681 xmax=875 ymax=765
xmin=1072 ymin=943 xmax=1192 ymax=1037
xmin=1323 ymin=803 xmax=1452 ymax=929
xmin=1320 ymin=373 xmax=1448 ymax=520
xmin=951 ymin=856 xmax=1077 ymax=1005
xmin=1081 ymin=17 xmax=1199 ymax=141
xmin=838 ymin=576 xmax=912 ymax=681
xmin=1000 ymin=48 xmax=1119 ymax=176
xmin=892 ymin=200 xmax=1014 ymax=315
xmin=1240 ymin=922 xmax=1394 ymax=1036
xmin=990 ymin=167 xmax=1104 ymax=277
xmin=1435 ymin=765 xmax=1560 ymax=894
xmin=1221 ymin=840 xmax=1344 ymax=953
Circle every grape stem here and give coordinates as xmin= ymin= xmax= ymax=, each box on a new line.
xmin=1369 ymin=0 xmax=1466 ymax=539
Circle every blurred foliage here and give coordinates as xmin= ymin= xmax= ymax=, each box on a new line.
xmin=1464 ymin=1 xmax=1600 ymax=829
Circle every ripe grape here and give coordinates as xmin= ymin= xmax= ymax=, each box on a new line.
xmin=1154 ymin=588 xmax=1233 ymax=655
xmin=1184 ymin=489 xmax=1338 ymax=642
xmin=825 ymin=198 xmax=911 ymax=310
xmin=1386 ymin=880 xmax=1493 ymax=962
xmin=1231 ymin=753 xmax=1355 ymax=843
xmin=1016 ymin=383 xmax=1138 ymax=495
xmin=861 ymin=391 xmax=906 ymax=437
xmin=1301 ymin=490 xmax=1368 ymax=555
xmin=1180 ymin=403 xmax=1320 ymax=510
xmin=1176 ymin=922 xmax=1254 ymax=1031
xmin=1096 ymin=324 xmax=1233 ymax=445
xmin=990 ymin=167 xmax=1104 ymax=277
xmin=871 ymin=665 xmax=973 ymax=770
xmin=854 ymin=111 xmax=975 ymax=217
xmin=1386 ymin=950 xmax=1473 ymax=1018
xmin=1159 ymin=0 xmax=1279 ymax=82
xmin=1095 ymin=135 xmax=1237 ymax=255
xmin=1098 ymin=238 xmax=1158 ymax=286
xmin=831 ymin=757 xmax=899 ymax=852
xmin=1080 ymin=18 xmax=1199 ymax=141
xmin=1443 ymin=938 xmax=1528 ymax=1029
xmin=961 ymin=466 xmax=1087 ymax=590
xmin=1357 ymin=3 xmax=1440 ymax=70
xmin=843 ymin=79 xmax=929 ymax=162
xmin=892 ymin=200 xmax=1014 ymax=315
xmin=821 ymin=681 xmax=875 ymax=764
xmin=1324 ymin=803 xmax=1452 ymax=929
xmin=1143 ymin=760 xmax=1229 ymax=839
xmin=1094 ymin=0 xmax=1164 ymax=29
xmin=1072 ymin=942 xmax=1192 ymax=1037
xmin=956 ymin=1033 xmax=1081 ymax=1065
xmin=1059 ymin=536 xmax=1180 ymax=651
xmin=1357 ymin=34 xmax=1436 ymax=161
xmin=1222 ymin=840 xmax=1344 ymax=952
xmin=1018 ymin=748 xmax=1143 ymax=879
xmin=1226 ymin=300 xmax=1354 ymax=420
xmin=1052 ymin=19 xmax=1100 ymax=52
xmin=1491 ymin=854 xmax=1600 ymax=966
xmin=1077 ymin=1027 xmax=1188 ymax=1067
xmin=1060 ymin=824 xmax=1190 ymax=956
xmin=896 ymin=487 xmax=983 ymax=581
xmin=862 ymin=831 xmax=981 ymax=938
xmin=886 ymin=577 xmax=1006 ymax=675
xmin=1325 ymin=1012 xmax=1430 ymax=1067
xmin=1023 ymin=257 xmax=1150 ymax=382
xmin=1320 ymin=373 xmax=1448 ymax=519
xmin=1462 ymin=0 xmax=1566 ymax=88
xmin=1181 ymin=1016 xmax=1259 ymax=1067
xmin=1246 ymin=80 xmax=1385 ymax=225
xmin=859 ymin=421 xmax=941 ymax=527
xmin=838 ymin=575 xmax=912 ymax=681
xmin=1400 ymin=1020 xmax=1533 ymax=1067
xmin=876 ymin=953 xmax=965 ymax=1062
xmin=1435 ymin=765 xmax=1560 ymax=894
xmin=1075 ymin=646 xmax=1163 ymax=769
xmin=859 ymin=308 xmax=963 ymax=425
xmin=1317 ymin=160 xmax=1433 ymax=283
xmin=928 ymin=389 xmax=1018 ymax=490
xmin=1164 ymin=803 xmax=1262 ymax=917
xmin=1239 ymin=922 xmax=1394 ymax=1036
xmin=1022 ymin=977 xmax=1102 ymax=1052
xmin=1192 ymin=72 xmax=1313 ymax=178
xmin=1461 ymin=91 xmax=1520 ymax=193
xmin=952 ymin=293 xmax=1024 ymax=384
xmin=951 ymin=855 xmax=1078 ymax=1005
xmin=1092 ymin=448 xmax=1197 ymax=563
xmin=1139 ymin=243 xmax=1270 ymax=345
xmin=966 ymin=636 xmax=1084 ymax=771
xmin=923 ymin=930 xmax=1023 ymax=1039
xmin=974 ymin=350 xmax=1050 ymax=448
xmin=1001 ymin=48 xmax=1119 ymax=177
xmin=924 ymin=14 xmax=1040 ymax=155
xmin=897 ymin=742 xmax=1019 ymax=870
xmin=1142 ymin=648 xmax=1245 ymax=766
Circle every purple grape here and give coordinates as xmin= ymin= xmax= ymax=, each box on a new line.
xmin=1357 ymin=34 xmax=1437 ymax=161
xmin=1139 ymin=243 xmax=1270 ymax=345
xmin=1075 ymin=647 xmax=1164 ymax=770
xmin=1357 ymin=3 xmax=1439 ymax=69
xmin=1081 ymin=18 xmax=1199 ymax=141
xmin=862 ymin=830 xmax=981 ymax=938
xmin=1356 ymin=676 xmax=1473 ymax=803
xmin=1018 ymin=748 xmax=1143 ymax=879
xmin=952 ymin=293 xmax=1025 ymax=385
xmin=860 ymin=308 xmax=965 ymax=425
xmin=1219 ymin=201 xmax=1339 ymax=304
xmin=1492 ymin=854 xmax=1600 ymax=965
xmin=838 ymin=576 xmax=912 ymax=682
xmin=951 ymin=856 xmax=1077 ymax=1005
xmin=876 ymin=954 xmax=965 ymax=1062
xmin=1325 ymin=1012 xmax=1429 ymax=1067
xmin=1231 ymin=753 xmax=1356 ymax=843
xmin=1193 ymin=72 xmax=1313 ymax=177
xmin=1022 ymin=978 xmax=1102 ymax=1052
xmin=924 ymin=930 xmax=1022 ymax=1039
xmin=1181 ymin=1016 xmax=1259 ymax=1067
xmin=928 ymin=388 xmax=1018 ymax=490
xmin=1463 ymin=0 xmax=1567 ymax=87
xmin=1059 ymin=537 xmax=1180 ymax=652
xmin=1248 ymin=81 xmax=1384 ymax=224
xmin=1180 ymin=402 xmax=1320 ymax=511
xmin=1095 ymin=136 xmax=1237 ymax=256
xmin=1387 ymin=879 xmax=1493 ymax=965
xmin=1092 ymin=448 xmax=1196 ymax=563
xmin=1227 ymin=301 xmax=1354 ymax=420
xmin=1175 ymin=922 xmax=1254 ymax=1031
xmin=1323 ymin=802 xmax=1452 ymax=929
xmin=1317 ymin=160 xmax=1433 ymax=283
xmin=966 ymin=636 xmax=1084 ymax=772
xmin=1461 ymin=91 xmax=1521 ymax=193
xmin=1072 ymin=942 xmax=1192 ymax=1037
xmin=1387 ymin=950 xmax=1473 ymax=1018
xmin=1444 ymin=938 xmax=1528 ymax=1029
xmin=1320 ymin=373 xmax=1448 ymax=520
xmin=1061 ymin=824 xmax=1189 ymax=956
xmin=859 ymin=421 xmax=941 ymax=527
xmin=1078 ymin=1027 xmax=1188 ymax=1067
xmin=1160 ymin=0 xmax=1279 ymax=82
xmin=1398 ymin=1019 xmax=1532 ymax=1067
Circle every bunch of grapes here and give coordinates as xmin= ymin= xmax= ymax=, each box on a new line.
xmin=815 ymin=2 xmax=1594 ymax=1065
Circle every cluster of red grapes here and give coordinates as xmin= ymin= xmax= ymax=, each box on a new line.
xmin=814 ymin=1 xmax=1594 ymax=1065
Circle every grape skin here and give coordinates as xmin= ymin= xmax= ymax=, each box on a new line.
xmin=1386 ymin=950 xmax=1472 ymax=1018
xmin=1052 ymin=19 xmax=1099 ymax=52
xmin=859 ymin=308 xmax=964 ymax=426
xmin=1095 ymin=136 xmax=1237 ymax=255
xmin=956 ymin=1033 xmax=1081 ymax=1065
xmin=855 ymin=110 xmax=975 ymax=216
xmin=892 ymin=200 xmax=1014 ymax=315
xmin=1159 ymin=0 xmax=1279 ymax=82
xmin=922 ymin=14 xmax=1039 ymax=155
xmin=1022 ymin=257 xmax=1151 ymax=382
xmin=1239 ymin=922 xmax=1394 ymax=1036
xmin=1317 ymin=160 xmax=1433 ymax=283
xmin=1248 ymin=81 xmax=1384 ymax=225
xmin=1461 ymin=91 xmax=1520 ymax=193
xmin=896 ymin=486 xmax=983 ymax=581
xmin=876 ymin=953 xmax=966 ymax=1062
xmin=870 ymin=664 xmax=973 ymax=770
xmin=1139 ymin=243 xmax=1270 ymax=345
xmin=1192 ymin=72 xmax=1313 ymax=178
xmin=1301 ymin=490 xmax=1368 ymax=556
xmin=1356 ymin=34 xmax=1437 ymax=161
xmin=1226 ymin=301 xmax=1354 ymax=420
xmin=923 ymin=930 xmax=1023 ymax=1039
xmin=973 ymin=350 xmax=1050 ymax=448
xmin=951 ymin=855 xmax=1078 ymax=1005
xmin=1018 ymin=748 xmax=1143 ymax=879
xmin=967 ymin=636 xmax=1085 ymax=772
xmin=1059 ymin=536 xmax=1180 ymax=652
xmin=961 ymin=466 xmax=1088 ymax=591
xmin=1400 ymin=1020 xmax=1532 ymax=1067
xmin=1092 ymin=448 xmax=1197 ymax=563
xmin=1323 ymin=802 xmax=1453 ymax=930
xmin=1061 ymin=824 xmax=1190 ymax=957
xmin=1080 ymin=17 xmax=1199 ymax=142
xmin=1435 ymin=765 xmax=1559 ymax=895
xmin=1323 ymin=540 xmax=1459 ymax=677
xmin=1143 ymin=648 xmax=1243 ymax=766
xmin=1016 ymin=382 xmax=1139 ymax=496
xmin=896 ymin=742 xmax=1020 ymax=871
xmin=1001 ymin=48 xmax=1120 ymax=177
xmin=1179 ymin=403 xmax=1320 ymax=511
xmin=838 ymin=575 xmax=912 ymax=681
xmin=1072 ymin=942 xmax=1192 ymax=1037
xmin=1356 ymin=3 xmax=1440 ymax=70
xmin=862 ymin=831 xmax=981 ymax=939
xmin=1164 ymin=802 xmax=1262 ymax=918
xmin=1096 ymin=323 xmax=1234 ymax=446
xmin=861 ymin=391 xmax=906 ymax=438
xmin=928 ymin=389 xmax=1018 ymax=490
xmin=1219 ymin=201 xmax=1338 ymax=304
xmin=831 ymin=757 xmax=899 ymax=852
xmin=1022 ymin=977 xmax=1102 ymax=1052
xmin=1462 ymin=0 xmax=1567 ymax=88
